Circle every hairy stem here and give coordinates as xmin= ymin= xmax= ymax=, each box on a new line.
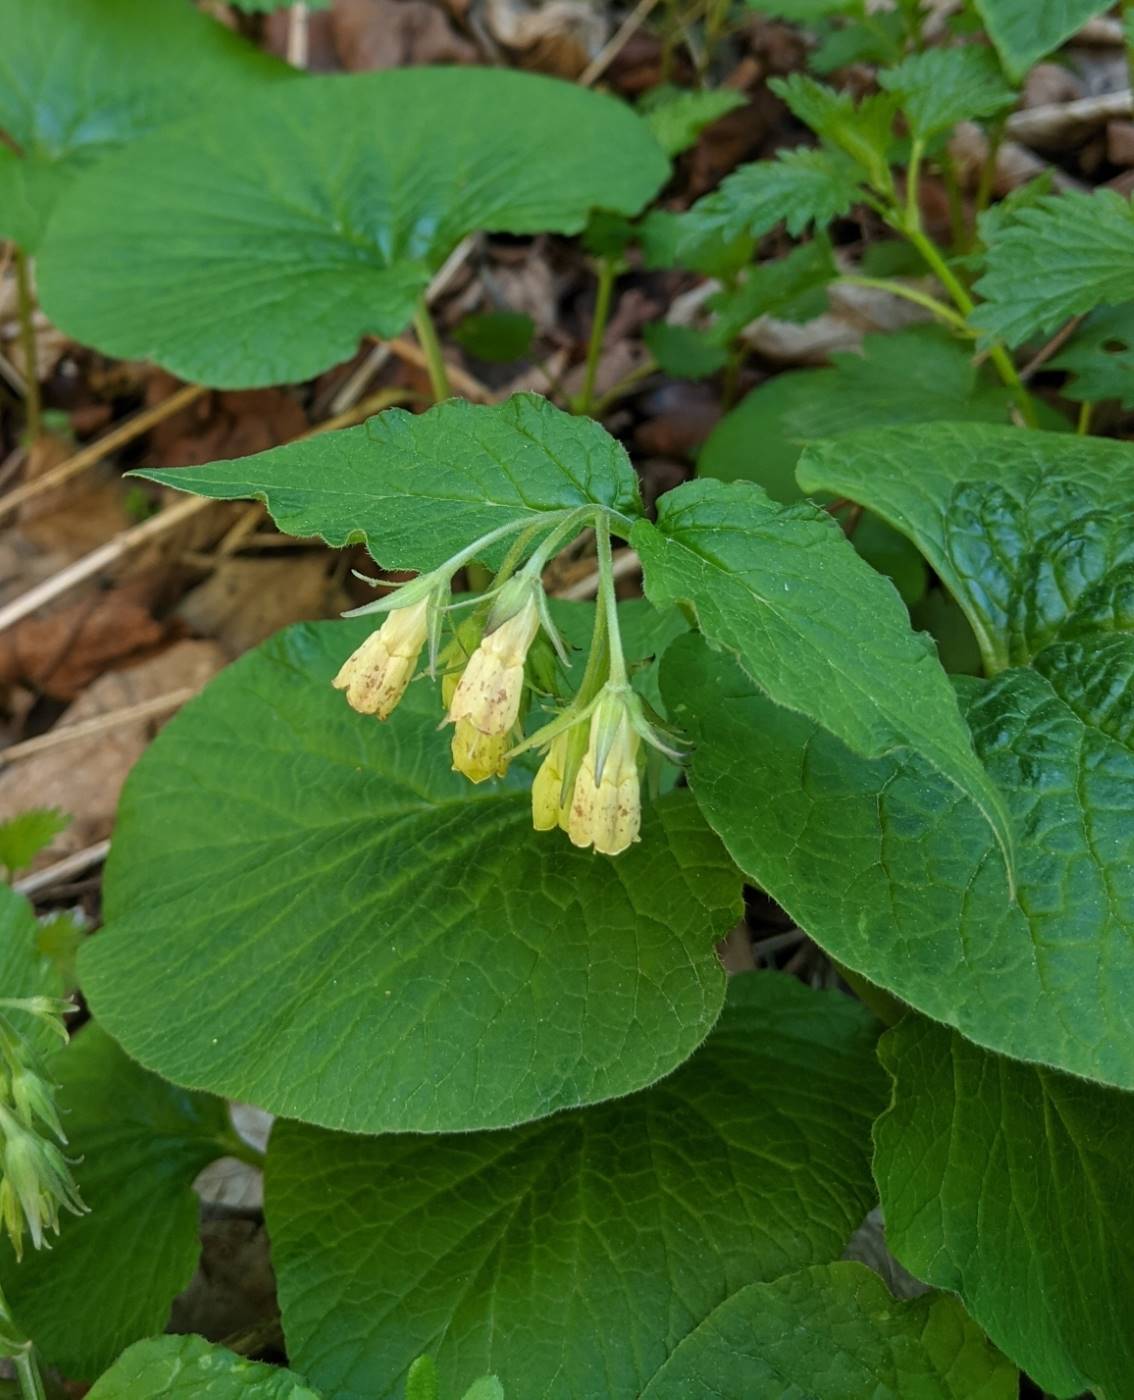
xmin=412 ymin=300 xmax=451 ymax=403
xmin=14 ymin=250 xmax=40 ymax=444
xmin=577 ymin=256 xmax=617 ymax=417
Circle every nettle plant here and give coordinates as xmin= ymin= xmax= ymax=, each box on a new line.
xmin=2 ymin=0 xmax=1134 ymax=1398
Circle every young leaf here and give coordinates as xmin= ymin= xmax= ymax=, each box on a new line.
xmin=640 ymin=1263 xmax=1017 ymax=1398
xmin=643 ymin=323 xmax=730 ymax=380
xmin=633 ymin=478 xmax=1014 ymax=878
xmin=450 ymin=312 xmax=534 ymax=364
xmin=133 ymin=395 xmax=642 ymax=573
xmin=78 ymin=616 xmax=740 ymax=1137
xmin=1048 ymin=302 xmax=1134 ymax=408
xmin=707 ymin=238 xmax=837 ymax=342
xmin=639 ymin=86 xmax=747 ymax=157
xmin=878 ymin=47 xmax=1016 ymax=141
xmin=875 ymin=1015 xmax=1134 ymax=1397
xmin=0 ymin=0 xmax=287 ymax=250
xmin=769 ymin=75 xmax=896 ymax=190
xmin=0 ymin=1023 xmax=237 ymax=1378
xmin=37 ymin=72 xmax=669 ymax=388
xmin=797 ymin=421 xmax=1134 ymax=670
xmin=0 ymin=808 xmax=70 ymax=875
xmin=661 ymin=631 xmax=1134 ymax=1092
xmin=85 ymin=1335 xmax=322 ymax=1399
xmin=971 ymin=190 xmax=1134 ymax=347
xmin=973 ymin=0 xmax=1112 ymax=82
xmin=265 ymin=974 xmax=886 ymax=1400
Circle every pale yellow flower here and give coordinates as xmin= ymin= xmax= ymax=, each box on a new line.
xmin=531 ymin=732 xmax=571 ymax=832
xmin=451 ymin=721 xmax=509 ymax=784
xmin=568 ymin=692 xmax=641 ymax=856
xmin=447 ymin=594 xmax=540 ymax=737
xmin=333 ymin=597 xmax=430 ymax=719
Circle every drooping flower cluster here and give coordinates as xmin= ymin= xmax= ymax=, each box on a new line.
xmin=0 ymin=996 xmax=85 ymax=1260
xmin=331 ymin=510 xmax=679 ymax=856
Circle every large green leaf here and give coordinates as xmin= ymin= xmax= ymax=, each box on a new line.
xmin=0 ymin=1023 xmax=236 ymax=1378
xmin=875 ymin=1015 xmax=1134 ymax=1397
xmin=971 ymin=191 xmax=1134 ymax=347
xmin=973 ymin=0 xmax=1112 ymax=81
xmin=0 ymin=0 xmax=287 ymax=250
xmin=37 ymin=71 xmax=668 ymax=388
xmin=79 ymin=615 xmax=740 ymax=1136
xmin=797 ymin=421 xmax=1134 ymax=671
xmin=640 ymin=1263 xmax=1017 ymax=1399
xmin=132 ymin=395 xmax=642 ymax=572
xmin=265 ymin=974 xmax=886 ymax=1400
xmin=661 ymin=632 xmax=1134 ymax=1090
xmin=85 ymin=1335 xmax=322 ymax=1400
xmin=633 ymin=478 xmax=1013 ymax=876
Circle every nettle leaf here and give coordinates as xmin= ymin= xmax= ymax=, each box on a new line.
xmin=38 ymin=71 xmax=668 ymax=388
xmin=640 ymin=1263 xmax=1017 ymax=1399
xmin=643 ymin=323 xmax=730 ymax=380
xmin=79 ymin=616 xmax=740 ymax=1137
xmin=134 ymin=395 xmax=642 ymax=572
xmin=971 ymin=191 xmax=1134 ymax=347
xmin=85 ymin=1335 xmax=323 ymax=1399
xmin=662 ymin=632 xmax=1134 ymax=1090
xmin=770 ymin=75 xmax=896 ymax=189
xmin=633 ymin=478 xmax=1014 ymax=876
xmin=973 ymin=0 xmax=1112 ymax=82
xmin=265 ymin=974 xmax=886 ymax=1400
xmin=0 ymin=1023 xmax=237 ymax=1378
xmin=0 ymin=0 xmax=287 ymax=250
xmin=797 ymin=421 xmax=1134 ymax=670
xmin=639 ymin=86 xmax=746 ymax=157
xmin=707 ymin=239 xmax=837 ymax=342
xmin=0 ymin=807 xmax=70 ymax=875
xmin=0 ymin=883 xmax=59 ymax=1006
xmin=1049 ymin=302 xmax=1134 ymax=408
xmin=875 ymin=1016 xmax=1134 ymax=1397
xmin=878 ymin=47 xmax=1016 ymax=141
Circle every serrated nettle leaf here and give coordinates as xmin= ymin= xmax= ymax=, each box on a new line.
xmin=662 ymin=631 xmax=1134 ymax=1089
xmin=875 ymin=1015 xmax=1134 ymax=1397
xmin=79 ymin=615 xmax=740 ymax=1136
xmin=812 ymin=12 xmax=904 ymax=73
xmin=770 ymin=75 xmax=897 ymax=190
xmin=640 ymin=1262 xmax=1017 ymax=1399
xmin=797 ymin=421 xmax=1134 ymax=670
xmin=0 ymin=0 xmax=287 ymax=250
xmin=1049 ymin=301 xmax=1134 ymax=408
xmin=85 ymin=1335 xmax=323 ymax=1399
xmin=265 ymin=974 xmax=886 ymax=1400
xmin=971 ymin=190 xmax=1134 ymax=347
xmin=0 ymin=808 xmax=70 ymax=875
xmin=38 ymin=71 xmax=668 ymax=388
xmin=134 ymin=395 xmax=642 ymax=572
xmin=633 ymin=478 xmax=1014 ymax=875
xmin=642 ymin=323 xmax=730 ymax=380
xmin=639 ymin=85 xmax=747 ymax=157
xmin=0 ymin=884 xmax=61 ymax=1016
xmin=0 ymin=1023 xmax=236 ymax=1378
xmin=973 ymin=0 xmax=1112 ymax=82
xmin=878 ymin=47 xmax=1016 ymax=141
xmin=707 ymin=238 xmax=837 ymax=342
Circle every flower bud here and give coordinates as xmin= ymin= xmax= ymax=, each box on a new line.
xmin=568 ymin=688 xmax=641 ymax=856
xmin=0 ymin=1102 xmax=85 ymax=1260
xmin=333 ymin=596 xmax=430 ymax=719
xmin=451 ymin=720 xmax=509 ymax=784
xmin=447 ymin=583 xmax=541 ymax=737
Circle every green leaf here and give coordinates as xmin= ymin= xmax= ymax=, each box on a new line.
xmin=643 ymin=323 xmax=730 ymax=379
xmin=0 ymin=0 xmax=287 ymax=250
xmin=85 ymin=1335 xmax=323 ymax=1399
xmin=133 ymin=395 xmax=642 ymax=572
xmin=875 ymin=1015 xmax=1134 ymax=1397
xmin=878 ymin=47 xmax=1016 ymax=141
xmin=1049 ymin=302 xmax=1134 ymax=407
xmin=698 ymin=326 xmax=1024 ymax=502
xmin=797 ymin=421 xmax=1134 ymax=670
xmin=38 ymin=72 xmax=668 ymax=388
xmin=461 ymin=1382 xmax=504 ymax=1400
xmin=79 ymin=615 xmax=740 ymax=1136
xmin=640 ymin=1262 xmax=1017 ymax=1398
xmin=0 ymin=1023 xmax=234 ymax=1378
xmin=661 ymin=631 xmax=1134 ymax=1090
xmin=973 ymin=0 xmax=1112 ymax=81
xmin=640 ymin=86 xmax=746 ymax=157
xmin=0 ymin=808 xmax=70 ymax=875
xmin=769 ymin=75 xmax=896 ymax=189
xmin=0 ymin=884 xmax=59 ymax=1008
xmin=706 ymin=239 xmax=836 ymax=342
xmin=450 ymin=312 xmax=534 ymax=364
xmin=972 ymin=190 xmax=1134 ymax=347
xmin=265 ymin=973 xmax=886 ymax=1400
xmin=633 ymin=478 xmax=1014 ymax=877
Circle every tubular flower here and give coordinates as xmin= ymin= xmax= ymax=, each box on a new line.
xmin=447 ymin=583 xmax=541 ymax=737
xmin=451 ymin=721 xmax=509 ymax=784
xmin=333 ymin=596 xmax=430 ymax=719
xmin=568 ymin=688 xmax=642 ymax=857
xmin=531 ymin=732 xmax=570 ymax=832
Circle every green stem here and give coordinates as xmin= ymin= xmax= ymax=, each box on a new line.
xmin=838 ymin=276 xmax=972 ymax=335
xmin=13 ymin=250 xmax=40 ymax=445
xmin=576 ymin=257 xmax=617 ymax=418
xmin=0 ymin=1283 xmax=46 ymax=1400
xmin=1077 ymin=401 xmax=1094 ymax=436
xmin=594 ymin=512 xmax=627 ymax=685
xmin=412 ymin=300 xmax=450 ymax=403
